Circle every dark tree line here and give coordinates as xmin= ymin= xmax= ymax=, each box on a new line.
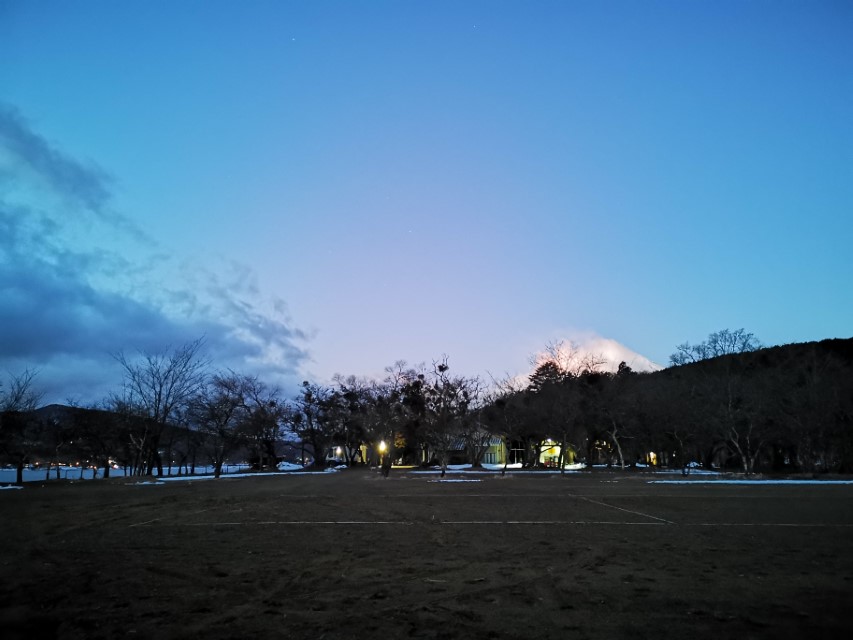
xmin=3 ymin=331 xmax=852 ymax=482
xmin=485 ymin=333 xmax=853 ymax=475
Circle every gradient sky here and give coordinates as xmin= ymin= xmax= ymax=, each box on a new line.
xmin=2 ymin=0 xmax=852 ymax=404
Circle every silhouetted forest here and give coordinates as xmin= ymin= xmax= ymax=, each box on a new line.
xmin=2 ymin=334 xmax=852 ymax=484
xmin=498 ymin=337 xmax=853 ymax=475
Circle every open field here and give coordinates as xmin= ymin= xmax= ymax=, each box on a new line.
xmin=2 ymin=469 xmax=852 ymax=639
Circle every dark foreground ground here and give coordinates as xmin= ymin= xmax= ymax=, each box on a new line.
xmin=2 ymin=469 xmax=852 ymax=640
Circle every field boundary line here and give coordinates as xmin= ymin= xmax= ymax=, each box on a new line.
xmin=128 ymin=519 xmax=678 ymax=527
xmin=184 ymin=520 xmax=416 ymax=526
xmin=128 ymin=518 xmax=163 ymax=527
xmin=575 ymin=495 xmax=677 ymax=524
xmin=128 ymin=519 xmax=853 ymax=528
xmin=685 ymin=523 xmax=853 ymax=528
xmin=440 ymin=520 xmax=666 ymax=525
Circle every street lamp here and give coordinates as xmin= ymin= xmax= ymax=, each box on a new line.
xmin=377 ymin=440 xmax=391 ymax=476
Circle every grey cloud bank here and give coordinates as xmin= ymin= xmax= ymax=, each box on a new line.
xmin=0 ymin=105 xmax=309 ymax=404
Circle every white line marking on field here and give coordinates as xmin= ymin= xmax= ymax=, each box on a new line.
xmin=440 ymin=521 xmax=666 ymax=525
xmin=171 ymin=520 xmax=665 ymax=526
xmin=332 ymin=520 xmax=413 ymax=524
xmin=128 ymin=518 xmax=163 ymax=527
xmin=181 ymin=521 xmax=416 ymax=526
xmin=128 ymin=519 xmax=853 ymax=528
xmin=685 ymin=523 xmax=853 ymax=527
xmin=576 ymin=496 xmax=677 ymax=524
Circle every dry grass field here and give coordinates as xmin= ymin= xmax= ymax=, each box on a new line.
xmin=2 ymin=468 xmax=852 ymax=639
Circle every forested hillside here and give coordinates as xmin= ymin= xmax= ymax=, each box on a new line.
xmin=2 ymin=337 xmax=852 ymax=483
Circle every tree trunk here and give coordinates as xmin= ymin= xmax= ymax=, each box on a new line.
xmin=729 ymin=438 xmax=749 ymax=474
xmin=609 ymin=421 xmax=625 ymax=470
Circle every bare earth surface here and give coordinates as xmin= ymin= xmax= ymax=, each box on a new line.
xmin=2 ymin=468 xmax=852 ymax=639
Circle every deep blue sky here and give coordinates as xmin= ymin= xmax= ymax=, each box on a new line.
xmin=2 ymin=1 xmax=851 ymax=403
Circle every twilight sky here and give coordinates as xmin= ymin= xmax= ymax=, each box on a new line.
xmin=2 ymin=0 xmax=851 ymax=404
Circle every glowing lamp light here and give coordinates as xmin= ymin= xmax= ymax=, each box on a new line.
xmin=378 ymin=440 xmax=387 ymax=453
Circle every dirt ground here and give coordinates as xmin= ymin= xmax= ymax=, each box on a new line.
xmin=2 ymin=468 xmax=852 ymax=639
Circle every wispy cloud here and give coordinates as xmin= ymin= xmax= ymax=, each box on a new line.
xmin=0 ymin=105 xmax=308 ymax=404
xmin=0 ymin=104 xmax=112 ymax=214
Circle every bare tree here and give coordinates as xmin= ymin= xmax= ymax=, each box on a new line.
xmin=292 ymin=381 xmax=336 ymax=469
xmin=66 ymin=405 xmax=126 ymax=479
xmin=454 ymin=378 xmax=488 ymax=466
xmin=482 ymin=381 xmax=530 ymax=474
xmin=0 ymin=369 xmax=43 ymax=413
xmin=113 ymin=338 xmax=208 ymax=475
xmin=189 ymin=372 xmax=250 ymax=478
xmin=531 ymin=340 xmax=606 ymax=377
xmin=241 ymin=376 xmax=286 ymax=471
xmin=414 ymin=357 xmax=478 ymax=477
xmin=0 ymin=369 xmax=44 ymax=484
xmin=713 ymin=364 xmax=774 ymax=475
xmin=382 ymin=361 xmax=424 ymax=470
xmin=670 ymin=328 xmax=761 ymax=366
xmin=352 ymin=362 xmax=418 ymax=476
xmin=667 ymin=330 xmax=768 ymax=473
xmin=598 ymin=363 xmax=642 ymax=471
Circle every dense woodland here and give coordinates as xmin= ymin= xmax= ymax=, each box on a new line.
xmin=2 ymin=330 xmax=852 ymax=484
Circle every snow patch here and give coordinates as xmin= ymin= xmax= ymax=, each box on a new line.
xmin=481 ymin=463 xmax=523 ymax=471
xmin=650 ymin=479 xmax=853 ymax=485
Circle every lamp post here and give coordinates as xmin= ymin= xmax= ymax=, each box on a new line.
xmin=378 ymin=440 xmax=390 ymax=477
